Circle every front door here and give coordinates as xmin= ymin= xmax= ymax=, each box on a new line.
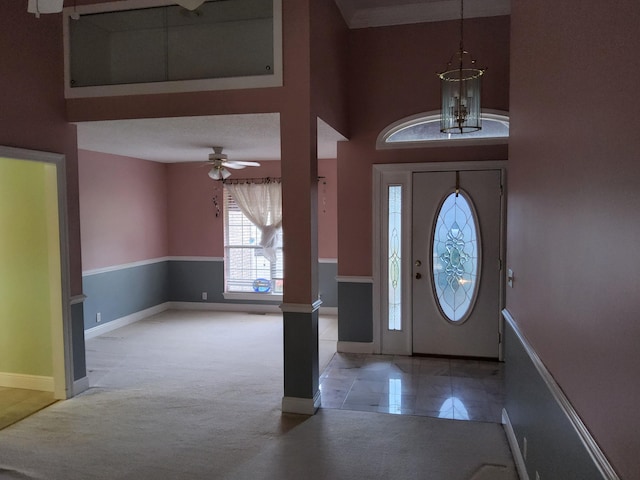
xmin=412 ymin=170 xmax=502 ymax=358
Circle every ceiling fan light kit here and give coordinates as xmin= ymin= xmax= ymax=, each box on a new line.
xmin=208 ymin=166 xmax=232 ymax=181
xmin=206 ymin=147 xmax=261 ymax=181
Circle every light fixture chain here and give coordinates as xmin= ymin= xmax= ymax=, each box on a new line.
xmin=460 ymin=0 xmax=464 ymax=52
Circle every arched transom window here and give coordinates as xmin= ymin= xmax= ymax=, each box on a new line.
xmin=377 ymin=110 xmax=509 ymax=149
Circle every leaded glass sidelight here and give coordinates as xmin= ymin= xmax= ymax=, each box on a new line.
xmin=432 ymin=191 xmax=480 ymax=323
xmin=388 ymin=185 xmax=402 ymax=330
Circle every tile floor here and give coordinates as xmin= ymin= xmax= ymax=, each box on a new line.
xmin=319 ymin=353 xmax=504 ymax=423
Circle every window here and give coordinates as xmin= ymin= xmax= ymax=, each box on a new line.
xmin=388 ymin=185 xmax=402 ymax=330
xmin=224 ymin=189 xmax=283 ymax=295
xmin=376 ymin=110 xmax=509 ymax=149
xmin=432 ymin=191 xmax=481 ymax=323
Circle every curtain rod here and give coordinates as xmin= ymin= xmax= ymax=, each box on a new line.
xmin=222 ymin=176 xmax=325 ymax=185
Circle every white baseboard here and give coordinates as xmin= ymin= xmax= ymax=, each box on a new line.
xmin=84 ymin=302 xmax=339 ymax=341
xmin=282 ymin=390 xmax=321 ymax=415
xmin=502 ymin=408 xmax=529 ymax=480
xmin=73 ymin=376 xmax=90 ymax=396
xmin=0 ymin=372 xmax=54 ymax=392
xmin=319 ymin=307 xmax=338 ymax=315
xmin=168 ymin=301 xmax=282 ymax=314
xmin=85 ymin=303 xmax=171 ymax=340
xmin=337 ymin=341 xmax=374 ymax=354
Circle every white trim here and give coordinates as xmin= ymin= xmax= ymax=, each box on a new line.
xmin=282 ymin=391 xmax=321 ymax=415
xmin=63 ymin=0 xmax=283 ymax=99
xmin=73 ymin=376 xmax=90 ymax=396
xmin=168 ymin=301 xmax=282 ymax=314
xmin=374 ymin=171 xmax=413 ymax=355
xmin=82 ymin=257 xmax=171 ymax=276
xmin=280 ymin=299 xmax=323 ymax=314
xmin=223 ymin=292 xmax=282 ymax=302
xmin=0 ymin=146 xmax=63 ymax=165
xmin=336 ymin=276 xmax=373 ymax=284
xmin=0 ymin=373 xmax=54 ymax=392
xmin=82 ymin=256 xmax=225 ymax=276
xmin=83 ymin=256 xmax=336 ymax=277
xmin=502 ymin=309 xmax=620 ymax=480
xmin=84 ymin=303 xmax=171 ymax=340
xmin=374 ymin=160 xmax=508 ymax=174
xmin=82 ymin=303 xmax=336 ymax=338
xmin=337 ymin=341 xmax=375 ymax=354
xmin=319 ymin=258 xmax=338 ymax=264
xmin=70 ymin=294 xmax=86 ymax=305
xmin=502 ymin=409 xmax=530 ymax=480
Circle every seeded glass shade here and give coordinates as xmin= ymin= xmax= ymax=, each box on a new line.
xmin=439 ymin=67 xmax=483 ymax=134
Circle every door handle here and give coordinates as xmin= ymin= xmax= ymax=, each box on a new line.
xmin=415 ymin=272 xmax=422 ymax=279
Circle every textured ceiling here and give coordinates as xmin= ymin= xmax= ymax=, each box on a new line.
xmin=76 ymin=114 xmax=347 ymax=162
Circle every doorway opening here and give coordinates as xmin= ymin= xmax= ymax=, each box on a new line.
xmin=0 ymin=147 xmax=73 ymax=429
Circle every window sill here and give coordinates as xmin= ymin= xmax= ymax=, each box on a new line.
xmin=223 ymin=292 xmax=283 ymax=302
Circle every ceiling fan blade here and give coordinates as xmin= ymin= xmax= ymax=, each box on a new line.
xmin=223 ymin=163 xmax=247 ymax=170
xmin=224 ymin=160 xmax=261 ymax=168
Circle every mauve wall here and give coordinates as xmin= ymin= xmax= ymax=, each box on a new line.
xmin=79 ymin=150 xmax=169 ymax=271
xmin=167 ymin=158 xmax=338 ymax=259
xmin=311 ymin=0 xmax=349 ymax=137
xmin=508 ymin=1 xmax=640 ymax=478
xmin=338 ymin=17 xmax=510 ymax=276
xmin=0 ymin=2 xmax=82 ymax=296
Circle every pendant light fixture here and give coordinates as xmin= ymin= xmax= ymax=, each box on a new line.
xmin=438 ymin=0 xmax=485 ymax=134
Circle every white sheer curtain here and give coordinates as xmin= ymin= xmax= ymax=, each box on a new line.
xmin=224 ymin=181 xmax=282 ymax=263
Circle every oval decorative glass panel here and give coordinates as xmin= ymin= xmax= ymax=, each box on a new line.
xmin=432 ymin=191 xmax=481 ymax=323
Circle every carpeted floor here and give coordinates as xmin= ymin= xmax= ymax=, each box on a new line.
xmin=0 ymin=310 xmax=518 ymax=480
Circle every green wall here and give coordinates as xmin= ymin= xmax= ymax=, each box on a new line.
xmin=0 ymin=157 xmax=57 ymax=377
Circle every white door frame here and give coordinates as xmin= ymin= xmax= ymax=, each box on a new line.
xmin=0 ymin=146 xmax=74 ymax=399
xmin=372 ymin=161 xmax=507 ymax=357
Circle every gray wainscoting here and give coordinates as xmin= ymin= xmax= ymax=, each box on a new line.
xmin=71 ymin=301 xmax=86 ymax=381
xmin=83 ymin=259 xmax=338 ymax=331
xmin=318 ymin=262 xmax=338 ymax=308
xmin=168 ymin=260 xmax=225 ymax=303
xmin=337 ymin=281 xmax=372 ymax=342
xmin=82 ymin=261 xmax=170 ymax=330
xmin=504 ymin=312 xmax=614 ymax=479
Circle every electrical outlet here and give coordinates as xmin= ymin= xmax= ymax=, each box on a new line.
xmin=96 ymin=312 xmax=101 ymax=323
xmin=507 ymin=268 xmax=514 ymax=288
xmin=523 ymin=437 xmax=528 ymax=460
xmin=201 ymin=292 xmax=207 ymax=300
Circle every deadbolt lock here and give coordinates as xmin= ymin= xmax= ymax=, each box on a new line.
xmin=415 ymin=272 xmax=422 ymax=279
xmin=415 ymin=260 xmax=422 ymax=267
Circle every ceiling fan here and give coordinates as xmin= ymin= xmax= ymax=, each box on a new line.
xmin=207 ymin=147 xmax=260 ymax=180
